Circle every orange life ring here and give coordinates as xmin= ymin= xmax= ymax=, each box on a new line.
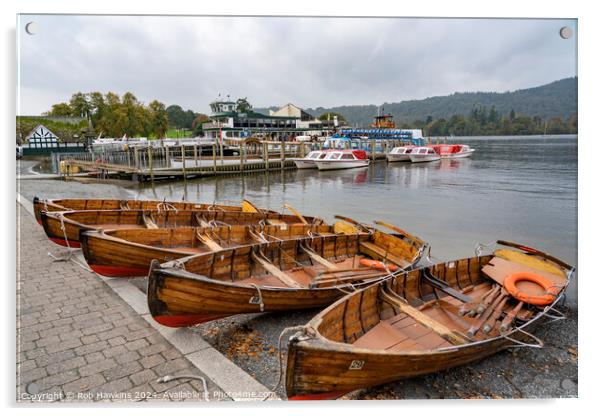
xmin=503 ymin=272 xmax=561 ymax=306
xmin=360 ymin=259 xmax=398 ymax=272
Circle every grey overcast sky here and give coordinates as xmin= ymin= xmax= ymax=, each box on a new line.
xmin=17 ymin=15 xmax=577 ymax=115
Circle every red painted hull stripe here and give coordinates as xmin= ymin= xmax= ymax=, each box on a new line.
xmin=89 ymin=264 xmax=149 ymax=278
xmin=153 ymin=314 xmax=231 ymax=327
xmin=48 ymin=237 xmax=81 ymax=248
xmin=288 ymin=391 xmax=350 ymax=400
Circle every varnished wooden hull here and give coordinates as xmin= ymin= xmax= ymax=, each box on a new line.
xmin=148 ymin=265 xmax=376 ymax=327
xmin=41 ymin=209 xmax=324 ymax=247
xmin=285 ymin=248 xmax=572 ymax=399
xmin=32 ymin=196 xmax=255 ymax=226
xmin=148 ymin=231 xmax=426 ymax=327
xmin=80 ymin=224 xmax=337 ymax=278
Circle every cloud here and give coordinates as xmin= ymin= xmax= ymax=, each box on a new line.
xmin=17 ymin=15 xmax=577 ymax=115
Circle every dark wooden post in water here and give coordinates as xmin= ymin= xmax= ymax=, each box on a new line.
xmin=263 ymin=141 xmax=269 ymax=172
xmin=134 ymin=147 xmax=140 ymax=169
xmin=280 ymin=142 xmax=285 ymax=170
xmin=371 ymin=140 xmax=375 ymax=160
xmin=147 ymin=146 xmax=154 ymax=182
xmin=239 ymin=142 xmax=244 ymax=172
xmin=181 ymin=145 xmax=187 ymax=179
xmin=212 ymin=143 xmax=217 ymax=173
xmin=193 ymin=144 xmax=198 ymax=168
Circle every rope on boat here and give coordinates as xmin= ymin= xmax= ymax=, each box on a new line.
xmin=157 ymin=199 xmax=178 ymax=213
xmin=474 ymin=241 xmax=496 ymax=257
xmin=272 ymin=325 xmax=307 ymax=393
xmin=156 ymin=375 xmax=209 ymax=401
xmin=249 ymin=284 xmax=265 ymax=312
xmin=47 ymin=215 xmax=92 ymax=273
xmin=500 ymin=327 xmax=544 ymax=349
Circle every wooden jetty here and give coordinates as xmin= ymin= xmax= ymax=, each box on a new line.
xmin=53 ymin=137 xmax=411 ymax=182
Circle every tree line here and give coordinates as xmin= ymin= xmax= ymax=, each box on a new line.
xmin=397 ymin=106 xmax=577 ymax=136
xmin=45 ymin=91 xmax=170 ymax=138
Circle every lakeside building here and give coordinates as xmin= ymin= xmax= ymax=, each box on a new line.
xmin=200 ymin=97 xmax=334 ymax=141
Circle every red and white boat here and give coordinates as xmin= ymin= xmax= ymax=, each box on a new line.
xmin=314 ymin=150 xmax=370 ymax=171
xmin=386 ymin=145 xmax=416 ymax=162
xmin=432 ymin=144 xmax=475 ymax=159
xmin=408 ymin=146 xmax=441 ymax=163
xmin=291 ymin=150 xmax=330 ymax=169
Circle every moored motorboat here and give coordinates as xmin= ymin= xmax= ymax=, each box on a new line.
xmin=432 ymin=144 xmax=475 ymax=159
xmin=284 ymin=241 xmax=573 ymax=400
xmin=32 ymin=197 xmax=268 ymax=226
xmin=146 ymin=220 xmax=426 ymax=327
xmin=290 ymin=150 xmax=330 ymax=169
xmin=408 ymin=147 xmax=441 ymax=163
xmin=314 ymin=150 xmax=370 ymax=171
xmin=386 ymin=146 xmax=415 ymax=162
xmin=41 ymin=208 xmax=325 ymax=248
xmin=81 ymin=222 xmax=346 ymax=278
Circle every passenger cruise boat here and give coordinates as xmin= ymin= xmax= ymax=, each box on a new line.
xmin=432 ymin=144 xmax=475 ymax=159
xmin=386 ymin=146 xmax=415 ymax=162
xmin=290 ymin=150 xmax=330 ymax=169
xmin=408 ymin=147 xmax=442 ymax=163
xmin=314 ymin=150 xmax=370 ymax=171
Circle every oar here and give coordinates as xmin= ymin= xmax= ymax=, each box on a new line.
xmin=299 ymin=244 xmax=338 ymax=271
xmin=497 ymin=240 xmax=571 ymax=270
xmin=241 ymin=199 xmax=262 ymax=213
xmin=467 ymin=290 xmax=507 ymax=336
xmin=500 ymin=301 xmax=524 ymax=333
xmin=374 ymin=220 xmax=423 ymax=244
xmin=311 ymin=271 xmax=387 ymax=288
xmin=379 ymin=286 xmax=469 ymax=346
xmin=422 ymin=269 xmax=473 ymax=303
xmin=250 ymin=251 xmax=303 ymax=288
xmin=483 ymin=294 xmax=510 ymax=334
xmin=142 ymin=213 xmax=159 ymax=229
xmin=334 ymin=215 xmax=373 ymax=232
xmin=459 ymin=286 xmax=496 ymax=316
xmin=283 ymin=203 xmax=309 ymax=225
xmin=195 ymin=230 xmax=223 ymax=251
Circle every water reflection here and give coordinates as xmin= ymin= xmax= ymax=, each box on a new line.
xmin=136 ymin=136 xmax=577 ymax=303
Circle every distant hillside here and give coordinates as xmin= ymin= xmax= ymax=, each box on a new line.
xmin=258 ymin=78 xmax=577 ymax=127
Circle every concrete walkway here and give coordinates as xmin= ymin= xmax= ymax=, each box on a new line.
xmin=16 ymin=201 xmax=274 ymax=402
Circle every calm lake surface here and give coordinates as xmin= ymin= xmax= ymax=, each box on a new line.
xmin=19 ymin=135 xmax=578 ymax=303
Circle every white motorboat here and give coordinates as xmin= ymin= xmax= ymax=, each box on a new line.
xmin=408 ymin=147 xmax=442 ymax=163
xmin=314 ymin=150 xmax=370 ymax=171
xmin=290 ymin=150 xmax=330 ymax=169
xmin=433 ymin=144 xmax=475 ymax=159
xmin=386 ymin=146 xmax=415 ymax=162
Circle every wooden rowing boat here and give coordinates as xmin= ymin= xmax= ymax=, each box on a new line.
xmin=81 ymin=223 xmax=344 ymax=278
xmin=147 ymin=224 xmax=426 ymax=327
xmin=32 ymin=196 xmax=271 ymax=225
xmin=41 ymin=209 xmax=324 ymax=248
xmin=284 ymin=241 xmax=573 ymax=400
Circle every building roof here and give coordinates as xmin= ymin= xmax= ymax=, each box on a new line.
xmin=25 ymin=124 xmax=58 ymax=142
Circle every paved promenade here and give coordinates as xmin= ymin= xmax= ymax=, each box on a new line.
xmin=16 ymin=203 xmax=228 ymax=402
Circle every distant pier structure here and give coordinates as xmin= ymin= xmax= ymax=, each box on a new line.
xmin=50 ymin=97 xmax=425 ymax=181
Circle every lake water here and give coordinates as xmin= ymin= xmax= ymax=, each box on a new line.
xmin=19 ymin=135 xmax=578 ymax=304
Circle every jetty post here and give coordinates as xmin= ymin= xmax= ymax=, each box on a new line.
xmin=148 ymin=146 xmax=154 ymax=182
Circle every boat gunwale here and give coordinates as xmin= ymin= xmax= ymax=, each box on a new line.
xmin=294 ymin=248 xmax=574 ymax=355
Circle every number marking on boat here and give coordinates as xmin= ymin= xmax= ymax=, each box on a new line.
xmin=349 ymin=360 xmax=365 ymax=370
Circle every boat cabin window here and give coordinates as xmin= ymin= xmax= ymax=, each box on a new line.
xmin=341 ymin=153 xmax=355 ymax=160
xmin=307 ymin=152 xmax=320 ymax=159
xmin=326 ymin=152 xmax=342 ymax=160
